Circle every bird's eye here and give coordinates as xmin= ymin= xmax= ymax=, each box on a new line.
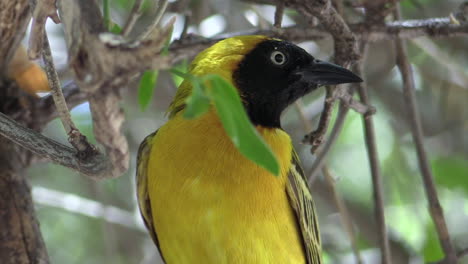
xmin=270 ymin=51 xmax=286 ymax=66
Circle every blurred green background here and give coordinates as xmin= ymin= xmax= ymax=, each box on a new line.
xmin=26 ymin=0 xmax=467 ymax=263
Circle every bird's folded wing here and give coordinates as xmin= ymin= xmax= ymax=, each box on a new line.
xmin=136 ymin=131 xmax=165 ymax=259
xmin=286 ymin=151 xmax=322 ymax=264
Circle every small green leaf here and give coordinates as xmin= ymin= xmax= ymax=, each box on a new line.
xmin=138 ymin=70 xmax=159 ymax=111
xmin=205 ymin=75 xmax=280 ymax=176
xmin=432 ymin=156 xmax=468 ymax=193
xmin=184 ymin=81 xmax=210 ymax=119
xmin=108 ymin=21 xmax=122 ymax=34
xmin=422 ymin=222 xmax=444 ymax=262
xmin=171 ymin=60 xmax=189 ymax=87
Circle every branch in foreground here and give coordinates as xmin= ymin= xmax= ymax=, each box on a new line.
xmin=307 ymin=103 xmax=349 ymax=184
xmin=0 ymin=112 xmax=110 ymax=179
xmin=28 ymin=0 xmax=60 ymax=59
xmin=42 ymin=32 xmax=96 ymax=154
xmin=394 ymin=5 xmax=457 ymax=264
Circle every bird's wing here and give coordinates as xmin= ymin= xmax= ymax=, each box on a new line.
xmin=286 ymin=150 xmax=322 ymax=264
xmin=136 ymin=130 xmax=166 ymax=261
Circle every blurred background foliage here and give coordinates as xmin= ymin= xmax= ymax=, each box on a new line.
xmin=26 ymin=0 xmax=467 ymax=263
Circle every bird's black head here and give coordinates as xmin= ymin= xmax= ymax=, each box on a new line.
xmin=233 ymin=39 xmax=362 ymax=128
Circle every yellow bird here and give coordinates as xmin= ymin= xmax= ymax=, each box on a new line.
xmin=136 ymin=35 xmax=362 ymax=264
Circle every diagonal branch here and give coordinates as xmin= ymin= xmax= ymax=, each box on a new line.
xmin=42 ymin=32 xmax=97 ymax=154
xmin=393 ymin=4 xmax=457 ymax=264
xmin=0 ymin=112 xmax=110 ymax=179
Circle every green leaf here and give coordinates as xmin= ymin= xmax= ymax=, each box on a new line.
xmin=108 ymin=21 xmax=122 ymax=34
xmin=432 ymin=156 xmax=468 ymax=193
xmin=171 ymin=60 xmax=189 ymax=87
xmin=205 ymin=75 xmax=280 ymax=176
xmin=422 ymin=222 xmax=444 ymax=262
xmin=138 ymin=70 xmax=159 ymax=111
xmin=183 ymin=81 xmax=210 ymax=119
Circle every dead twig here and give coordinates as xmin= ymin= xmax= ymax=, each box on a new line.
xmin=28 ymin=0 xmax=60 ymax=59
xmin=274 ymin=0 xmax=285 ymax=28
xmin=393 ymin=4 xmax=457 ymax=264
xmin=42 ymin=32 xmax=96 ymax=154
xmin=302 ymin=87 xmax=335 ymax=153
xmin=354 ymin=44 xmax=392 ymax=264
xmin=307 ymin=103 xmax=349 ymax=184
xmin=323 ymin=166 xmax=363 ymax=264
xmin=139 ymin=0 xmax=170 ymax=40
xmin=121 ymin=0 xmax=144 ymax=37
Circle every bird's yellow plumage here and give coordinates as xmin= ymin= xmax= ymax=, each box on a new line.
xmin=137 ymin=35 xmax=362 ymax=264
xmin=147 ymin=111 xmax=304 ymax=263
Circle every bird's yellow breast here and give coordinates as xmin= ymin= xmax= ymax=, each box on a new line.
xmin=147 ymin=109 xmax=306 ymax=263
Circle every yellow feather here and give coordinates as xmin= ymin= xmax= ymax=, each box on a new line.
xmin=147 ymin=111 xmax=305 ymax=263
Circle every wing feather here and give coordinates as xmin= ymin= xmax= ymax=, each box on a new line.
xmin=136 ymin=131 xmax=166 ymax=262
xmin=286 ymin=151 xmax=322 ymax=264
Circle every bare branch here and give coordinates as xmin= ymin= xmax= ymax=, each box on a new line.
xmin=139 ymin=0 xmax=170 ymax=40
xmin=354 ymin=46 xmax=392 ymax=264
xmin=42 ymin=32 xmax=96 ymax=153
xmin=34 ymin=81 xmax=87 ymax=127
xmin=121 ymin=0 xmax=144 ymax=37
xmin=302 ymin=87 xmax=336 ymax=153
xmin=274 ymin=0 xmax=285 ymax=28
xmin=28 ymin=0 xmax=60 ymax=59
xmin=0 ymin=112 xmax=110 ymax=179
xmin=307 ymin=103 xmax=349 ymax=184
xmin=394 ymin=4 xmax=457 ymax=264
xmin=323 ymin=166 xmax=363 ymax=264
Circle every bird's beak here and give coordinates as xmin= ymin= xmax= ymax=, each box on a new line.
xmin=294 ymin=60 xmax=363 ymax=86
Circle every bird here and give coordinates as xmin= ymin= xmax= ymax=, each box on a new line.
xmin=136 ymin=35 xmax=362 ymax=264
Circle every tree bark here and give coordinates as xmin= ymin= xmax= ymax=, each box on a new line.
xmin=0 ymin=137 xmax=50 ymax=264
xmin=0 ymin=0 xmax=50 ymax=263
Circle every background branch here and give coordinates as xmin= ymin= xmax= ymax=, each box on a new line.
xmin=394 ymin=4 xmax=457 ymax=263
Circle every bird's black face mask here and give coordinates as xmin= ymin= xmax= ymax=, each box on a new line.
xmin=233 ymin=39 xmax=362 ymax=128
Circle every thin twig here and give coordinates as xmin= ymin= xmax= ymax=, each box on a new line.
xmin=28 ymin=0 xmax=60 ymax=59
xmin=307 ymin=103 xmax=349 ymax=184
xmin=354 ymin=43 xmax=392 ymax=264
xmin=274 ymin=0 xmax=285 ymax=28
xmin=42 ymin=32 xmax=95 ymax=154
xmin=180 ymin=13 xmax=191 ymax=39
xmin=139 ymin=0 xmax=170 ymax=40
xmin=323 ymin=166 xmax=363 ymax=264
xmin=302 ymin=87 xmax=335 ymax=153
xmin=121 ymin=0 xmax=144 ymax=37
xmin=393 ymin=4 xmax=456 ymax=264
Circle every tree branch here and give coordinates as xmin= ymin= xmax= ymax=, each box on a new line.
xmin=307 ymin=103 xmax=349 ymax=184
xmin=0 ymin=112 xmax=110 ymax=179
xmin=42 ymin=32 xmax=97 ymax=154
xmin=323 ymin=166 xmax=363 ymax=264
xmin=354 ymin=44 xmax=392 ymax=264
xmin=28 ymin=0 xmax=60 ymax=59
xmin=394 ymin=4 xmax=457 ymax=264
